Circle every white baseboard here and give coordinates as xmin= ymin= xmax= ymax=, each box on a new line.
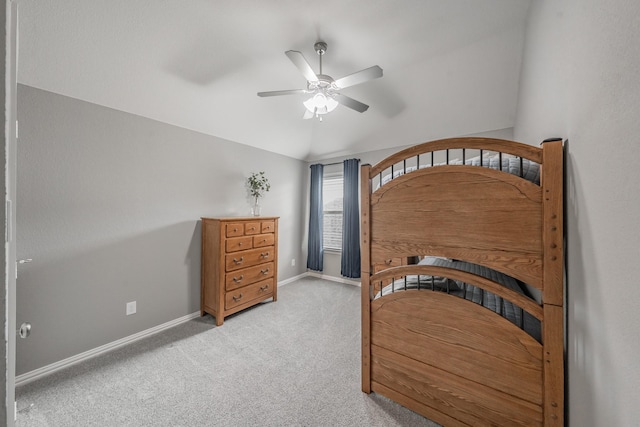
xmin=278 ymin=273 xmax=308 ymax=287
xmin=15 ymin=273 xmax=357 ymax=387
xmin=15 ymin=311 xmax=201 ymax=387
xmin=279 ymin=272 xmax=360 ymax=287
xmin=305 ymin=271 xmax=361 ymax=287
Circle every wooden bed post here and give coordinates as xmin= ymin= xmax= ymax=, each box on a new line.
xmin=360 ymin=164 xmax=372 ymax=393
xmin=541 ymin=139 xmax=564 ymax=426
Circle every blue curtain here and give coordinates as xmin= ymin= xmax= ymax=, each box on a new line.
xmin=307 ymin=164 xmax=324 ymax=271
xmin=341 ymin=159 xmax=361 ymax=278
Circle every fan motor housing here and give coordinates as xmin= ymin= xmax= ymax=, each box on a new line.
xmin=314 ymin=42 xmax=327 ymax=55
xmin=308 ymin=74 xmax=337 ymax=92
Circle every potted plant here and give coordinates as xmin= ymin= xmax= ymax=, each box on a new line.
xmin=247 ymin=171 xmax=271 ymax=216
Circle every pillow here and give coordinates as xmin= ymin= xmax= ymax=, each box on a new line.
xmin=417 ymin=256 xmax=451 ymax=265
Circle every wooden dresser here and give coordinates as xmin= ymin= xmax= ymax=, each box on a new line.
xmin=201 ymin=216 xmax=279 ymax=326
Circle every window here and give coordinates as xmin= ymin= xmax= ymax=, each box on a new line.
xmin=323 ymin=173 xmax=343 ymax=251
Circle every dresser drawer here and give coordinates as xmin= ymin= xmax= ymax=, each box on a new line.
xmin=253 ymin=233 xmax=274 ymax=248
xmin=226 ymin=236 xmax=253 ymax=253
xmin=244 ymin=222 xmax=261 ymax=235
xmin=225 ymin=262 xmax=275 ymax=291
xmin=225 ymin=279 xmax=274 ymax=310
xmin=226 ymin=223 xmax=245 ymax=238
xmin=225 ymin=246 xmax=274 ymax=271
xmin=261 ymin=221 xmax=275 ymax=233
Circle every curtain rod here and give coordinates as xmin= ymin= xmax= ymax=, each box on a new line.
xmin=312 ymin=158 xmax=361 ymax=167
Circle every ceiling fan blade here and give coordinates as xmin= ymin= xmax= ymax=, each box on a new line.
xmin=334 ymin=65 xmax=383 ymax=89
xmin=285 ymin=50 xmax=319 ymax=83
xmin=257 ymin=89 xmax=307 ymax=97
xmin=334 ymin=94 xmax=369 ymax=113
xmin=302 ymin=109 xmax=315 ymax=119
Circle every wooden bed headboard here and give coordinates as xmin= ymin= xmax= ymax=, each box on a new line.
xmin=361 ymin=137 xmax=563 ymax=300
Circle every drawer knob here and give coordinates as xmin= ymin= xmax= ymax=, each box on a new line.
xmin=260 ymin=252 xmax=270 ymax=259
xmin=232 ymin=293 xmax=243 ymax=302
xmin=233 ymin=257 xmax=244 ymax=265
xmin=232 ymin=275 xmax=244 ymax=283
xmin=261 ymin=268 xmax=270 ymax=275
xmin=260 ymin=284 xmax=269 ymax=292
xmin=385 ymin=259 xmax=393 ymax=265
xmin=250 ymin=227 xmax=256 ymax=231
xmin=238 ymin=242 xmax=243 ymax=246
xmin=233 ymin=228 xmax=238 ymax=232
xmin=264 ymin=226 xmax=271 ymax=230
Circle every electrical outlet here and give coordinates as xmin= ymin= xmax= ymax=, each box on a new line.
xmin=126 ymin=301 xmax=136 ymax=316
xmin=291 ymin=258 xmax=296 ymax=266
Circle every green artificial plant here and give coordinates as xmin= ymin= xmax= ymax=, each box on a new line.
xmin=247 ymin=171 xmax=271 ymax=199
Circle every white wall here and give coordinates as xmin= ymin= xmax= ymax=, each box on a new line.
xmin=514 ymin=1 xmax=640 ymax=425
xmin=16 ymin=85 xmax=308 ymax=375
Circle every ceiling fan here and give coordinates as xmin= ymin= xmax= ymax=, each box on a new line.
xmin=257 ymin=41 xmax=383 ymax=120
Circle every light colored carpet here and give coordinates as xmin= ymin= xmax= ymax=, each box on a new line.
xmin=16 ymin=277 xmax=440 ymax=426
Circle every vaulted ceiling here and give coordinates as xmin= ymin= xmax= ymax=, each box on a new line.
xmin=18 ymin=0 xmax=531 ymax=161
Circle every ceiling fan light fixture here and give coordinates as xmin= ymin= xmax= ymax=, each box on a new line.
xmin=303 ymin=92 xmax=338 ymax=115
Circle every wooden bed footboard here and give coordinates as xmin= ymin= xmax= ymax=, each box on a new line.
xmin=361 ymin=137 xmax=564 ymax=427
xmin=371 ymin=291 xmax=543 ymax=427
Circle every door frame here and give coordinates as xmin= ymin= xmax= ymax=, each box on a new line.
xmin=3 ymin=0 xmax=18 ymax=425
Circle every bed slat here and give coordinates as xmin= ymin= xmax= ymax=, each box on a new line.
xmin=371 ymin=381 xmax=466 ymax=427
xmin=371 ymin=346 xmax=543 ymax=427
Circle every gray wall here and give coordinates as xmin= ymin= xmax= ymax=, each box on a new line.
xmin=16 ymin=85 xmax=307 ymax=375
xmin=514 ymin=1 xmax=640 ymax=425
